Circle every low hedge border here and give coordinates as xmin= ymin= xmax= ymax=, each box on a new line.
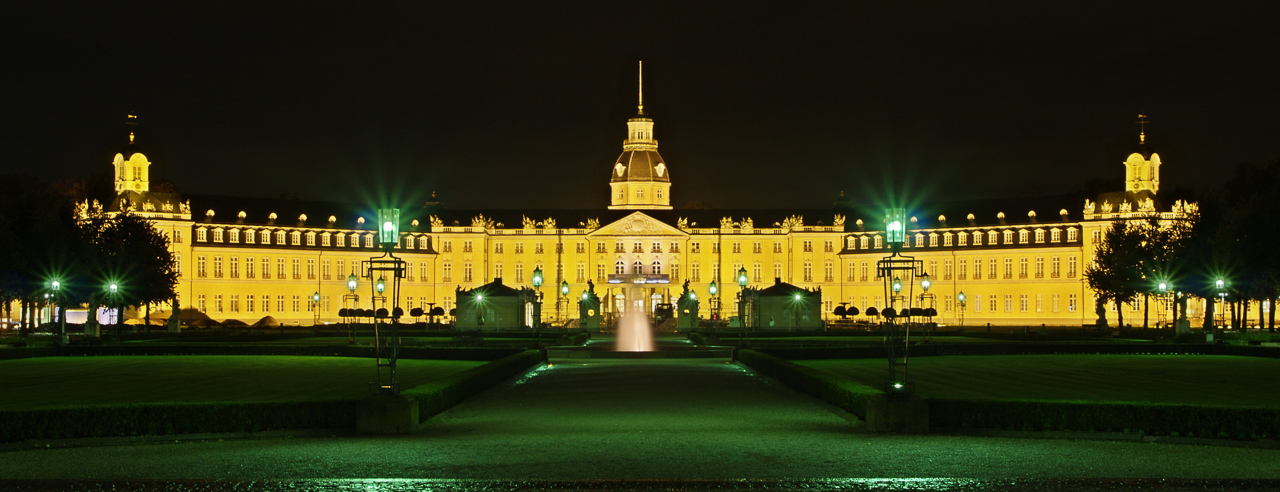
xmin=734 ymin=349 xmax=881 ymax=420
xmin=404 ymin=348 xmax=546 ymax=420
xmin=0 ymin=400 xmax=356 ymax=442
xmin=930 ymin=398 xmax=1280 ymax=440
xmin=0 ymin=349 xmax=545 ymax=442
xmin=758 ymin=343 xmax=1280 ymax=361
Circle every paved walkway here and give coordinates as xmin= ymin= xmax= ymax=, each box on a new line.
xmin=1 ymin=354 xmax=1278 ymax=487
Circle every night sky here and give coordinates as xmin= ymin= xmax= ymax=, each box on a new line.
xmin=5 ymin=2 xmax=1279 ymax=210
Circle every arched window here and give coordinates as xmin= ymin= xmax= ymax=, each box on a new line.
xmin=652 ymin=260 xmax=662 ymax=275
xmin=636 ymin=189 xmax=644 ymax=199
xmin=615 ymin=259 xmax=625 ymax=275
xmin=633 ymin=260 xmax=644 ymax=275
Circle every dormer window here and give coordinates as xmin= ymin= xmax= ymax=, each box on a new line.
xmin=260 ymin=230 xmax=270 ymax=244
xmin=1018 ymin=230 xmax=1029 ymax=244
xmin=1067 ymin=228 xmax=1079 ymax=242
xmin=290 ymin=231 xmax=301 ymax=245
xmin=213 ymin=229 xmax=223 ymax=243
xmin=321 ymin=233 xmax=331 ymax=247
xmin=276 ymin=231 xmax=286 ymax=244
xmin=1051 ymin=229 xmax=1061 ymax=242
xmin=245 ymin=230 xmax=255 ymax=244
xmin=1035 ymin=229 xmax=1045 ymax=243
xmin=197 ymin=228 xmax=208 ymax=242
xmin=305 ymin=232 xmax=316 ymax=246
xmin=229 ymin=229 xmax=240 ymax=244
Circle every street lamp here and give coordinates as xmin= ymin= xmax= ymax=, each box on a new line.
xmin=559 ymin=280 xmax=569 ymax=324
xmin=532 ymin=267 xmax=543 ymax=289
xmin=920 ymin=273 xmax=931 ymax=292
xmin=311 ymin=291 xmax=321 ymax=325
xmin=376 ymin=276 xmax=386 ymax=295
xmin=709 ymin=280 xmax=719 ymax=327
xmin=106 ymin=281 xmax=121 ymax=334
xmin=892 ymin=276 xmax=902 ymax=295
xmin=49 ymin=279 xmax=65 ymax=344
xmin=958 ymin=291 xmax=967 ymax=326
xmin=347 ymin=272 xmax=358 ymax=293
xmin=737 ymin=267 xmax=748 ymax=329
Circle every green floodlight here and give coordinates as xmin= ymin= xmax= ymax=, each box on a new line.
xmin=794 ymin=293 xmax=802 ymax=301
xmin=532 ymin=267 xmax=543 ymax=288
xmin=709 ymin=280 xmax=718 ymax=296
xmin=108 ymin=282 xmax=119 ymax=294
xmin=892 ymin=276 xmax=902 ymax=294
xmin=376 ymin=276 xmax=386 ymax=294
xmin=1216 ymin=278 xmax=1225 ymax=290
xmin=690 ymin=291 xmax=697 ymax=301
xmin=737 ymin=267 xmax=748 ymax=287
xmin=347 ymin=272 xmax=358 ymax=292
xmin=50 ymin=279 xmax=61 ymax=292
xmin=475 ymin=293 xmax=484 ymax=302
xmin=560 ymin=280 xmax=569 ymax=296
xmin=377 ymin=209 xmax=400 ymax=246
xmin=1158 ymin=281 xmax=1168 ymax=292
xmin=920 ymin=273 xmax=931 ymax=292
xmin=582 ymin=292 xmax=588 ymax=300
xmin=885 ymin=208 xmax=906 ymax=246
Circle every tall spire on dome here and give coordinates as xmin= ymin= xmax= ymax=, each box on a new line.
xmin=126 ymin=114 xmax=138 ymax=144
xmin=637 ymin=60 xmax=644 ymax=115
xmin=1136 ymin=114 xmax=1147 ymax=144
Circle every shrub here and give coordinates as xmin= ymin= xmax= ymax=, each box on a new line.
xmin=735 ymin=349 xmax=881 ymax=419
xmin=403 ymin=349 xmax=546 ymax=420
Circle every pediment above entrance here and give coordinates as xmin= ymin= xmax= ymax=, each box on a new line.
xmin=589 ymin=212 xmax=687 ymax=237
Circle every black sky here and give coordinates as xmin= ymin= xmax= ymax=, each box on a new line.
xmin=4 ymin=2 xmax=1279 ymax=210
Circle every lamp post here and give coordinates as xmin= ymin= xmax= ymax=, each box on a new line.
xmin=311 ymin=291 xmax=321 ymax=326
xmin=50 ymin=279 xmax=65 ymax=344
xmin=532 ymin=267 xmax=543 ymax=328
xmin=709 ymin=280 xmax=719 ymax=331
xmin=737 ymin=267 xmax=748 ymax=330
xmin=1216 ymin=278 xmax=1227 ymax=330
xmin=343 ymin=272 xmax=359 ymax=341
xmin=107 ymin=281 xmax=120 ymax=338
xmin=957 ymin=291 xmax=967 ymax=326
xmin=559 ymin=280 xmax=569 ymax=325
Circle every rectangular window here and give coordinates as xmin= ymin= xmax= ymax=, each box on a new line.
xmin=1051 ymin=256 xmax=1060 ymax=278
xmin=1052 ymin=294 xmax=1060 ymax=313
xmin=958 ymin=233 xmax=967 ymax=246
xmin=197 ymin=294 xmax=206 ymax=313
xmin=306 ymin=233 xmax=316 ymax=246
xmin=307 ymin=259 xmax=316 ymax=280
xmin=537 ymin=243 xmax=547 ymax=254
xmin=174 ymin=253 xmax=182 ymax=277
xmin=322 ymin=234 xmax=330 ymax=247
xmin=958 ymin=259 xmax=966 ymax=280
xmin=322 ymin=259 xmax=331 ymax=280
xmin=1051 ymin=229 xmax=1061 ymax=242
xmin=712 ymin=243 xmax=720 ymax=254
xmin=988 ymin=259 xmax=997 ymax=280
xmin=732 ymin=242 xmax=741 ymax=254
xmin=803 ymin=240 xmax=812 ymax=252
xmin=197 ymin=229 xmax=208 ymax=242
xmin=197 ymin=255 xmax=207 ymax=278
xmin=576 ymin=263 xmax=585 ymax=283
xmin=860 ymin=262 xmax=868 ymax=282
xmin=363 ymin=235 xmax=373 ymax=248
xmin=464 ymin=262 xmax=472 ymax=282
xmin=929 ymin=260 xmax=938 ymax=279
xmin=292 ymin=295 xmax=300 ymax=312
xmin=973 ymin=294 xmax=981 ymax=313
xmin=1019 ymin=257 xmax=1028 ymax=279
xmin=944 ymin=259 xmax=953 ymax=281
xmin=972 ymin=258 xmax=981 ymax=280
xmin=230 ymin=295 xmax=239 ymax=313
xmin=1020 ymin=294 xmax=1029 ymax=312
xmin=1069 ymin=294 xmax=1077 ymax=312
xmin=1004 ymin=295 xmax=1013 ymax=313
xmin=293 ymin=258 xmax=302 ymax=280
xmin=577 ymin=242 xmax=586 ymax=254
xmin=278 ymin=295 xmax=285 ymax=313
xmin=653 ymin=241 xmax=662 ymax=253
xmin=671 ymin=241 xmax=680 ymax=253
xmin=1069 ymin=229 xmax=1079 ymax=242
xmin=229 ymin=229 xmax=239 ymax=243
xmin=1003 ymin=257 xmax=1013 ymax=279
xmin=213 ymin=256 xmax=223 ymax=278
xmin=515 ymin=242 xmax=524 ymax=254
xmin=336 ymin=234 xmax=345 ymax=247
xmin=261 ymin=257 xmax=271 ymax=279
xmin=774 ymin=263 xmax=782 ymax=280
xmin=774 ymin=242 xmax=783 ymax=253
xmin=214 ymin=294 xmax=223 ymax=313
xmin=262 ymin=294 xmax=270 ymax=312
xmin=421 ymin=263 xmax=429 ymax=282
xmin=1035 ymin=294 xmax=1043 ymax=312
xmin=229 ymin=257 xmax=239 ymax=278
xmin=213 ymin=229 xmax=223 ymax=243
xmin=691 ymin=263 xmax=701 ymax=282
xmin=174 ymin=230 xmax=183 ymax=244
xmin=824 ymin=240 xmax=834 ymax=253
xmin=245 ymin=257 xmax=255 ymax=279
xmin=754 ymin=263 xmax=762 ymax=282
xmin=277 ymin=258 xmax=286 ymax=279
xmin=495 ymin=243 xmax=504 ymax=254
xmin=597 ymin=264 xmax=605 ymax=281
xmin=1067 ymin=256 xmax=1078 ymax=278
xmin=444 ymin=262 xmax=453 ymax=282
xmin=463 ymin=240 xmax=472 ymax=253
xmin=246 ymin=295 xmax=255 ymax=313
xmin=753 ymin=242 xmax=762 ymax=254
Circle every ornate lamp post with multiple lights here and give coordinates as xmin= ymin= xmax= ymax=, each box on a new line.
xmin=737 ymin=267 xmax=748 ymax=330
xmin=532 ymin=267 xmax=543 ymax=329
xmin=361 ymin=209 xmax=407 ymax=394
xmin=708 ymin=280 xmax=719 ymax=332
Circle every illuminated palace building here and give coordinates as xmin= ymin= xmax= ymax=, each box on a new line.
xmin=91 ymin=77 xmax=1197 ymax=329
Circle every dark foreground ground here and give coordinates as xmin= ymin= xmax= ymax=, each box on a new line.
xmin=1 ymin=343 xmax=1278 ymax=491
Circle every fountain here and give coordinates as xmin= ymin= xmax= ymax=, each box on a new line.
xmin=615 ymin=311 xmax=654 ymax=352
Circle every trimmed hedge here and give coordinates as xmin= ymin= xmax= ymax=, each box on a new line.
xmin=403 ymin=349 xmax=546 ymax=420
xmin=688 ymin=332 xmax=711 ymax=346
xmin=734 ymin=349 xmax=881 ymax=419
xmin=0 ymin=400 xmax=356 ymax=442
xmin=930 ymin=398 xmax=1280 ymax=439
xmin=52 ymin=344 xmax=523 ymax=361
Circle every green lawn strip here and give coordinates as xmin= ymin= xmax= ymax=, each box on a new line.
xmin=735 ymin=349 xmax=881 ymax=419
xmin=796 ymin=355 xmax=1280 ymax=408
xmin=0 ymin=356 xmax=483 ymax=410
xmin=401 ymin=349 xmax=546 ymax=420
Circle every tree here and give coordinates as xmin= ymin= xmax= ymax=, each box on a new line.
xmin=1086 ymin=221 xmax=1144 ymax=329
xmin=89 ymin=212 xmax=178 ymax=336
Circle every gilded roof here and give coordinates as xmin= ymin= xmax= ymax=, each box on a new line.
xmin=611 ymin=150 xmax=670 ymax=183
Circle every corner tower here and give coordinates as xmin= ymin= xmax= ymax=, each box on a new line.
xmin=113 ymin=115 xmax=152 ymax=193
xmin=1123 ymin=114 xmax=1161 ymax=196
xmin=609 ymin=61 xmax=672 ymax=210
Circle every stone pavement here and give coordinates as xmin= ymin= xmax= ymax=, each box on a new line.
xmin=0 ymin=351 xmax=1278 ymax=489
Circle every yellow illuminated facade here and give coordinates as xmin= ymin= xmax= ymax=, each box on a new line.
xmin=70 ymin=82 xmax=1199 ymax=329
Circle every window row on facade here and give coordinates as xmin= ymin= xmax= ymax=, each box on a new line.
xmin=846 ymin=227 xmax=1080 ymax=251
xmin=194 ymin=227 xmax=431 ymax=250
xmin=841 ymin=255 xmax=1079 ymax=282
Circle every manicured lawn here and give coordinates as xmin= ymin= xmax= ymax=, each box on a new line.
xmin=799 ymin=354 xmax=1280 ymax=408
xmin=0 ymin=356 xmax=484 ymax=410
xmin=726 ymin=335 xmax=1150 ymax=344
